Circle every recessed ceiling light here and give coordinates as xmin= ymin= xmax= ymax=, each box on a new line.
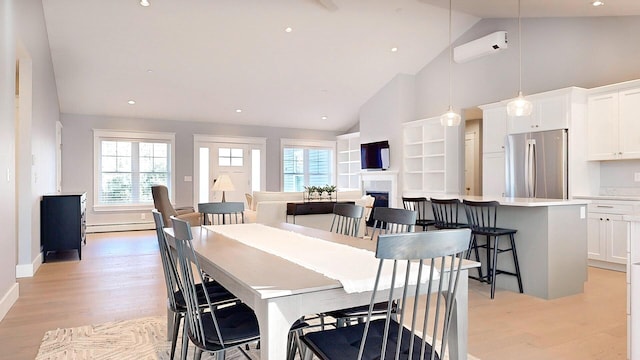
xmin=391 ymin=47 xmax=398 ymax=52
xmin=321 ymin=116 xmax=328 ymax=120
xmin=592 ymin=0 xmax=604 ymax=6
xmin=127 ymin=100 xmax=136 ymax=105
xmin=146 ymin=69 xmax=153 ymax=73
xmin=285 ymin=27 xmax=293 ymax=33
xmin=140 ymin=0 xmax=150 ymax=7
xmin=235 ymin=109 xmax=242 ymax=113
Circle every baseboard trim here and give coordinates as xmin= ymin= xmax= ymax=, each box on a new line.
xmin=588 ymin=259 xmax=626 ymax=272
xmin=0 ymin=283 xmax=19 ymax=322
xmin=87 ymin=222 xmax=154 ymax=233
xmin=16 ymin=252 xmax=43 ymax=278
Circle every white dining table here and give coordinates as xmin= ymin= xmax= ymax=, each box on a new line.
xmin=164 ymin=222 xmax=478 ymax=360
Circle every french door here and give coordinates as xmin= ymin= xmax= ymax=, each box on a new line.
xmin=194 ymin=136 xmax=266 ymax=208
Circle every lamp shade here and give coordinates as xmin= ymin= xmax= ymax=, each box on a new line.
xmin=212 ymin=174 xmax=235 ymax=192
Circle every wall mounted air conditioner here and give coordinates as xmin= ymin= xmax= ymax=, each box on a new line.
xmin=453 ymin=31 xmax=508 ymax=63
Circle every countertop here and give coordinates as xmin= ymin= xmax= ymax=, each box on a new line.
xmin=412 ymin=193 xmax=589 ymax=207
xmin=573 ymin=195 xmax=640 ymax=202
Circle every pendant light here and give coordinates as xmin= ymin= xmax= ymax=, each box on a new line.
xmin=440 ymin=0 xmax=461 ymax=127
xmin=506 ymin=0 xmax=533 ymax=117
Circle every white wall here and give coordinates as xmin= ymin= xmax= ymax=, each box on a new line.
xmin=0 ymin=0 xmax=59 ymax=318
xmin=360 ymin=16 xmax=640 ymax=194
xmin=61 ymin=114 xmax=339 ymax=227
xmin=0 ymin=0 xmax=18 ymax=320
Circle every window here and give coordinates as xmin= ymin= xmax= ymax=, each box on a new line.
xmin=218 ymin=148 xmax=243 ymax=167
xmin=281 ymin=139 xmax=335 ymax=192
xmin=94 ymin=130 xmax=175 ymax=209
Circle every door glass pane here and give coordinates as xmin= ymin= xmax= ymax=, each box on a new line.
xmin=199 ymin=147 xmax=209 ymax=203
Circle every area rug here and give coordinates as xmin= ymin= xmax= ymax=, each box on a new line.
xmin=36 ymin=316 xmax=480 ymax=359
xmin=36 ymin=316 xmax=259 ymax=360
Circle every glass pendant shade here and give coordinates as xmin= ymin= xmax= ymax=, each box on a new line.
xmin=440 ymin=106 xmax=462 ymax=127
xmin=506 ymin=91 xmax=533 ymax=117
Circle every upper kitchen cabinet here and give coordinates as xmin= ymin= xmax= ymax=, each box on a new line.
xmin=506 ymin=88 xmax=579 ymax=135
xmin=588 ymin=80 xmax=640 ymax=160
xmin=336 ymin=132 xmax=361 ymax=190
xmin=481 ymin=105 xmax=507 ymax=153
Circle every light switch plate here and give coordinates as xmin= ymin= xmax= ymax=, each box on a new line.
xmin=635 ymin=173 xmax=640 ymax=182
xmin=184 ymin=176 xmax=193 ymax=182
xmin=580 ymin=206 xmax=586 ymax=219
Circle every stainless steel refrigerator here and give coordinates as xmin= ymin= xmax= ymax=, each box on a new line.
xmin=505 ymin=129 xmax=568 ymax=199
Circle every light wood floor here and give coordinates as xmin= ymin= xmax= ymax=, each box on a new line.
xmin=0 ymin=230 xmax=627 ymax=359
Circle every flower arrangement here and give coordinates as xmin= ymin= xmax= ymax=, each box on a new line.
xmin=304 ymin=184 xmax=337 ymax=202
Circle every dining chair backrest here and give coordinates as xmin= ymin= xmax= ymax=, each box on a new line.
xmin=152 ymin=209 xmax=181 ymax=313
xmin=430 ymin=198 xmax=466 ymax=229
xmin=170 ymin=216 xmax=224 ymax=348
xmin=357 ymin=228 xmax=471 ymax=360
xmin=463 ymin=200 xmax=500 ymax=231
xmin=330 ymin=203 xmax=365 ymax=237
xmin=370 ymin=207 xmax=417 ymax=240
xmin=198 ymin=201 xmax=244 ymax=225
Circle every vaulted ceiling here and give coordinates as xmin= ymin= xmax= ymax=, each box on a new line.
xmin=41 ymin=0 xmax=640 ymax=131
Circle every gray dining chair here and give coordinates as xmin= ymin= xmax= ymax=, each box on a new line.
xmin=198 ymin=201 xmax=244 ymax=225
xmin=330 ymin=203 xmax=365 ymax=237
xmin=301 ymin=228 xmax=471 ymax=360
xmin=151 ymin=210 xmax=238 ymax=360
xmin=170 ymin=216 xmax=260 ymax=360
xmin=325 ymin=207 xmax=417 ymax=327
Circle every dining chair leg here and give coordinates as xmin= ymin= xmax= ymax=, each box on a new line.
xmin=194 ymin=348 xmax=204 ymax=360
xmin=181 ymin=327 xmax=189 ymax=360
xmin=170 ymin=312 xmax=181 ymax=360
xmin=214 ymin=349 xmax=224 ymax=360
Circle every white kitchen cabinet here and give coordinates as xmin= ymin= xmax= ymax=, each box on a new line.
xmin=587 ymin=82 xmax=640 ymax=160
xmin=618 ymin=88 xmax=640 ymax=158
xmin=482 ymin=152 xmax=505 ymax=197
xmin=336 ymin=132 xmax=361 ymax=190
xmin=481 ymin=106 xmax=507 ymax=153
xmin=587 ymin=213 xmax=627 ymax=264
xmin=507 ymin=92 xmax=569 ymax=134
xmin=587 ymin=200 xmax=639 ymax=270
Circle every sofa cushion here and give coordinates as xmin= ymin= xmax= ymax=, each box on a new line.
xmin=250 ymin=191 xmax=304 ymax=210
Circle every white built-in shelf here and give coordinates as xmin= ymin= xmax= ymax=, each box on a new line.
xmin=402 ymin=117 xmax=448 ymax=193
xmin=336 ymin=132 xmax=361 ymax=190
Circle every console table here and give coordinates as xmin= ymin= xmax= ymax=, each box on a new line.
xmin=286 ymin=201 xmax=354 ymax=224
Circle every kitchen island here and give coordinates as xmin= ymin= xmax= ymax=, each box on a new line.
xmin=409 ymin=194 xmax=590 ymax=299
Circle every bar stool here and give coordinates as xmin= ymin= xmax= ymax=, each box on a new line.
xmin=402 ymin=196 xmax=436 ymax=231
xmin=463 ymin=200 xmax=524 ymax=299
xmin=430 ymin=198 xmax=469 ymax=229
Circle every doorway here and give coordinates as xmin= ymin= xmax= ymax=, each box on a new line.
xmin=463 ymin=108 xmax=483 ymax=196
xmin=194 ymin=135 xmax=266 ymax=208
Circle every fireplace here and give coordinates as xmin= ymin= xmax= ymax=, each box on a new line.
xmin=365 ymin=191 xmax=389 ymax=226
xmin=360 ymin=170 xmax=398 ymax=208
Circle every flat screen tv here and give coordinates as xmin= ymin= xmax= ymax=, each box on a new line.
xmin=360 ymin=140 xmax=390 ymax=170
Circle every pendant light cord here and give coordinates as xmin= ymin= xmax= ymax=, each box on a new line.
xmin=448 ymin=0 xmax=453 ymax=108
xmin=518 ymin=0 xmax=522 ymax=94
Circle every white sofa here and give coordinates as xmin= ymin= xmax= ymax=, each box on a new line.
xmin=245 ymin=190 xmax=372 ymax=235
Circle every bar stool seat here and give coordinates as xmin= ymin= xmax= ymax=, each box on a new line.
xmin=463 ymin=200 xmax=524 ymax=299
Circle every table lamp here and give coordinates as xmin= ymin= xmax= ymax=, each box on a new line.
xmin=212 ymin=174 xmax=235 ymax=202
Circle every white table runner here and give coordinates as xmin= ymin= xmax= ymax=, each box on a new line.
xmin=203 ymin=223 xmax=436 ymax=293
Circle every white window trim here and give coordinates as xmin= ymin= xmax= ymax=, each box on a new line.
xmin=93 ymin=129 xmax=176 ymax=212
xmin=280 ymin=138 xmax=337 ymax=191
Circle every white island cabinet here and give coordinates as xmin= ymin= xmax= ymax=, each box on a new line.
xmin=410 ymin=194 xmax=589 ymax=300
xmin=623 ymin=215 xmax=640 ymax=360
